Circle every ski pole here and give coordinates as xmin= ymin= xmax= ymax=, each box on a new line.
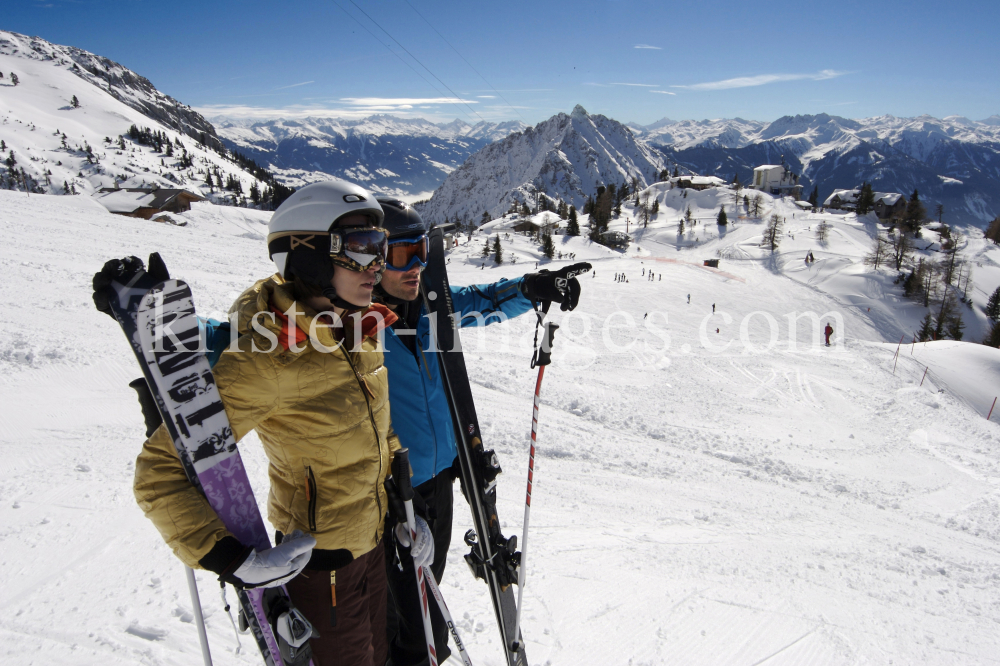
xmin=422 ymin=564 xmax=474 ymax=666
xmin=512 ymin=310 xmax=558 ymax=653
xmin=184 ymin=566 xmax=213 ymax=666
xmin=392 ymin=449 xmax=439 ymax=666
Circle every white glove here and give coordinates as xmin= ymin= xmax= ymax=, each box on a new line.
xmin=232 ymin=530 xmax=316 ymax=588
xmin=395 ymin=516 xmax=435 ymax=569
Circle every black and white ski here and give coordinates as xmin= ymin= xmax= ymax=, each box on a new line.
xmin=103 ymin=265 xmax=312 ymax=666
xmin=419 ymin=229 xmax=528 ymax=666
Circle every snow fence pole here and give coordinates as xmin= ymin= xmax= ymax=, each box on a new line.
xmin=393 ymin=449 xmax=439 ymax=666
xmin=512 ymin=310 xmax=559 ymax=654
xmin=988 ymin=397 xmax=997 ymax=422
xmin=184 ymin=566 xmax=213 ymax=666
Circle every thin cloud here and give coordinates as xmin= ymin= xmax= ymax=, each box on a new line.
xmin=634 ymin=44 xmax=661 ymax=50
xmin=477 ymin=95 xmax=496 ymax=99
xmin=672 ymin=69 xmax=847 ymax=91
xmin=274 ymin=80 xmax=315 ymax=90
xmin=650 ymin=90 xmax=676 ymax=95
xmin=340 ymin=97 xmax=477 ymax=107
xmin=610 ymin=82 xmax=658 ymax=87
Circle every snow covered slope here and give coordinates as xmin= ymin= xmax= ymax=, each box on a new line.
xmin=416 ymin=105 xmax=665 ymax=223
xmin=3 ymin=189 xmax=1000 ymax=665
xmin=212 ymin=114 xmax=526 ymax=199
xmin=0 ymin=30 xmax=274 ymax=203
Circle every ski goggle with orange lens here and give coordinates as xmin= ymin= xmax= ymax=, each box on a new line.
xmin=330 ymin=227 xmax=389 ymax=272
xmin=385 ymin=234 xmax=429 ymax=271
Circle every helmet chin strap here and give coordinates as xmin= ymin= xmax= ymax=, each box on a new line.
xmin=322 ymin=286 xmax=367 ymax=312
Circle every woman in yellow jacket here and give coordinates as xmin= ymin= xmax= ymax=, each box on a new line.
xmin=133 ymin=180 xmax=432 ymax=665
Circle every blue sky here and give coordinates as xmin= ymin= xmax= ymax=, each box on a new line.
xmin=7 ymin=0 xmax=998 ymax=125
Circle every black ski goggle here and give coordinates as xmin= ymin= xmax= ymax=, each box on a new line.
xmin=385 ymin=234 xmax=429 ymax=271
xmin=330 ymin=227 xmax=389 ymax=272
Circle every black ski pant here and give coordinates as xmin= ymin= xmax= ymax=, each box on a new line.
xmin=385 ymin=472 xmax=455 ymax=666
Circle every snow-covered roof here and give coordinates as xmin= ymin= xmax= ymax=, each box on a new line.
xmin=93 ymin=190 xmax=156 ymax=213
xmin=873 ymin=192 xmax=903 ymax=205
xmin=794 ymin=200 xmax=813 ymax=209
xmin=754 ymin=164 xmax=783 ymax=171
xmin=673 ymin=175 xmax=725 ymax=186
xmin=823 ymin=189 xmax=860 ymax=206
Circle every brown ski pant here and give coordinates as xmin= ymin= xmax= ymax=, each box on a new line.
xmin=285 ymin=541 xmax=388 ymax=666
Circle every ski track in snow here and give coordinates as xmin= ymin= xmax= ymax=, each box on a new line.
xmin=1 ymin=189 xmax=1000 ymax=665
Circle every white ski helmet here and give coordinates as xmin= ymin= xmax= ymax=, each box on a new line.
xmin=267 ymin=179 xmax=385 ymax=280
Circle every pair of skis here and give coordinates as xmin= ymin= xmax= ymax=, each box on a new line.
xmin=419 ymin=228 xmax=568 ymax=666
xmin=103 ymin=260 xmax=312 ymax=666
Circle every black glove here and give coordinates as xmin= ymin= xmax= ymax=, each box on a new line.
xmin=129 ymin=377 xmax=164 ymax=437
xmin=92 ymin=253 xmax=169 ymax=318
xmin=520 ymin=262 xmax=592 ymax=311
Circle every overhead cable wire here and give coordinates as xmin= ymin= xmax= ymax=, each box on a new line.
xmin=328 ymin=0 xmax=464 ymax=120
xmin=345 ymin=0 xmax=488 ymax=125
xmin=402 ymin=0 xmax=525 ymax=125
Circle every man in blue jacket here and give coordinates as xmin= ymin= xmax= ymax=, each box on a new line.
xmin=376 ymin=198 xmax=587 ymax=666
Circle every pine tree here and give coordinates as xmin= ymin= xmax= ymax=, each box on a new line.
xmin=808 ymin=186 xmax=819 ymax=207
xmin=986 ymin=286 xmax=1000 ymax=321
xmin=986 ymin=216 xmax=1000 ymax=245
xmin=567 ymin=206 xmax=579 ymax=236
xmin=684 ymin=205 xmax=693 ymax=225
xmin=917 ymin=312 xmax=934 ymax=341
xmin=678 ymin=218 xmax=685 ymax=237
xmin=493 ymin=235 xmax=504 ymax=264
xmin=71 ymin=95 xmax=79 ymax=108
xmin=481 ymin=238 xmax=490 ymax=258
xmin=541 ymin=233 xmax=555 ymax=259
xmin=902 ymin=189 xmax=926 ymax=234
xmin=717 ymin=207 xmax=728 ymax=226
xmin=856 ymin=182 xmax=876 ymax=215
xmin=945 ymin=312 xmax=965 ymax=341
xmin=985 ymin=320 xmax=1000 ymax=348
xmin=5 ymin=150 xmax=15 ymax=168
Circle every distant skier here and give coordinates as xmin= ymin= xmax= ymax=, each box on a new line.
xmin=825 ymin=322 xmax=834 ymax=346
xmin=712 ymin=303 xmax=715 ymax=313
xmin=687 ymin=294 xmax=691 ymax=304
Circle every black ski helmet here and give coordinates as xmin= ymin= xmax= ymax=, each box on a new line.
xmin=375 ymin=198 xmax=430 ymax=306
xmin=377 ymin=198 xmax=429 ymax=239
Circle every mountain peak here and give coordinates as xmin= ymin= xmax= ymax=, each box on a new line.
xmin=571 ymin=104 xmax=589 ymax=119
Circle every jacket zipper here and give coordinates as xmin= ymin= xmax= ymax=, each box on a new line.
xmin=417 ymin=340 xmax=438 ymax=477
xmin=340 ymin=346 xmax=384 ymax=532
xmin=305 ymin=466 xmax=318 ymax=532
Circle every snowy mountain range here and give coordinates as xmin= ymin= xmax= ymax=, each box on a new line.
xmin=212 ymin=115 xmax=527 ymax=199
xmin=0 ymin=30 xmax=272 ymax=203
xmin=643 ymin=113 xmax=1000 ymax=225
xmin=415 ymin=105 xmax=665 ymax=223
xmin=4 ymin=28 xmax=999 ymax=227
xmin=420 ymin=111 xmax=1000 ymax=226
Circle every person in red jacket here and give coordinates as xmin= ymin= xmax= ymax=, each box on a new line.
xmin=825 ymin=322 xmax=834 ymax=346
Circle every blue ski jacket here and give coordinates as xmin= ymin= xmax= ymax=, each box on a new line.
xmin=199 ymin=277 xmax=533 ymax=487
xmin=386 ymin=277 xmax=533 ymax=486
